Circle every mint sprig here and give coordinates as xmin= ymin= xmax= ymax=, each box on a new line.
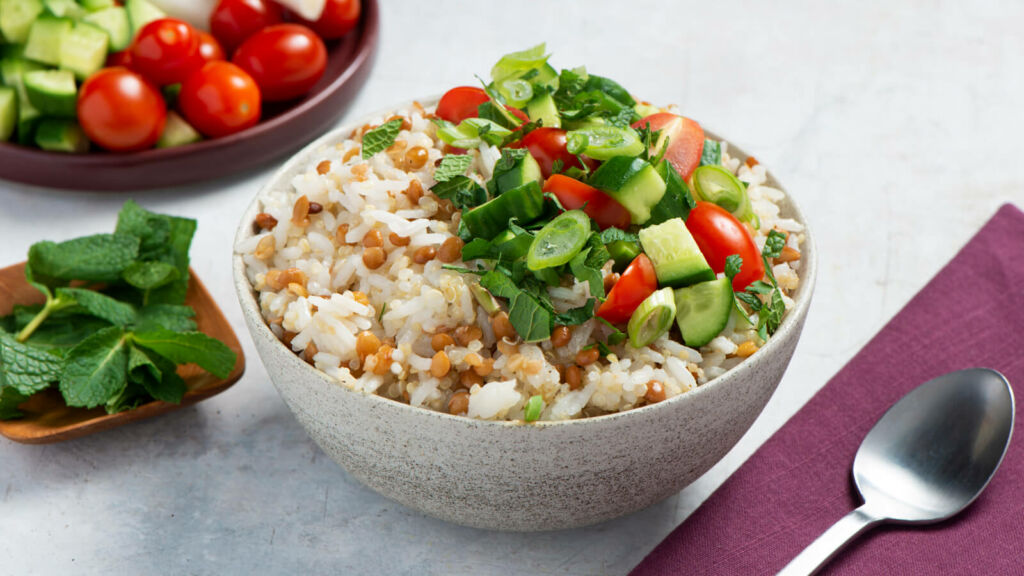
xmin=361 ymin=118 xmax=404 ymax=159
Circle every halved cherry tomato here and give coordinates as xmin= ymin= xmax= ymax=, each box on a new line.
xmin=517 ymin=127 xmax=596 ymax=179
xmin=232 ymin=24 xmax=327 ymax=101
xmin=179 ymin=61 xmax=261 ymax=137
xmin=632 ymin=112 xmax=704 ymax=180
xmin=197 ymin=31 xmax=226 ymax=63
xmin=506 ymin=107 xmax=530 ymax=123
xmin=544 ymin=174 xmax=630 ymax=231
xmin=77 ymin=67 xmax=166 ymax=152
xmin=685 ymin=202 xmax=764 ymax=290
xmin=210 ymin=0 xmax=284 ymax=53
xmin=596 ymin=253 xmax=658 ymax=324
xmin=436 ymin=86 xmax=489 ymax=124
xmin=295 ymin=0 xmax=361 ymax=40
xmin=129 ymin=18 xmax=203 ymax=86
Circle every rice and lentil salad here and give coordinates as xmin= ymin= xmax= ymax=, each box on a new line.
xmin=238 ymin=44 xmax=805 ymax=422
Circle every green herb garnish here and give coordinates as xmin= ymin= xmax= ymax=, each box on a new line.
xmin=523 ymin=394 xmax=544 ymax=422
xmin=361 ymin=118 xmax=404 ymax=159
xmin=433 ymin=154 xmax=474 ymax=183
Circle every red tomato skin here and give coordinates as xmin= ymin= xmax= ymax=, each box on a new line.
xmin=77 ymin=67 xmax=166 ymax=152
xmin=179 ymin=61 xmax=262 ymax=138
xmin=518 ymin=128 xmax=595 ymax=179
xmin=106 ymin=50 xmax=132 ymax=68
xmin=685 ymin=202 xmax=765 ymax=290
xmin=210 ymin=0 xmax=284 ymax=53
xmin=231 ymin=24 xmax=327 ymax=101
xmin=596 ymin=254 xmax=659 ymax=324
xmin=632 ymin=112 xmax=704 ymax=180
xmin=295 ymin=0 xmax=360 ymax=39
xmin=543 ymin=174 xmax=631 ymax=230
xmin=197 ymin=31 xmax=227 ymax=63
xmin=436 ymin=86 xmax=489 ymax=124
xmin=129 ymin=19 xmax=204 ymax=86
xmin=506 ymin=107 xmax=530 ymax=123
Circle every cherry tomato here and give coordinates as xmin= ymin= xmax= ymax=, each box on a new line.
xmin=296 ymin=0 xmax=360 ymax=40
xmin=543 ymin=174 xmax=630 ymax=230
xmin=129 ymin=18 xmax=204 ymax=86
xmin=436 ymin=86 xmax=489 ymax=124
xmin=632 ymin=113 xmax=704 ymax=179
xmin=179 ymin=61 xmax=261 ymax=138
xmin=197 ymin=31 xmax=226 ymax=63
xmin=77 ymin=67 xmax=166 ymax=152
xmin=685 ymin=202 xmax=765 ymax=290
xmin=232 ymin=24 xmax=327 ymax=101
xmin=210 ymin=0 xmax=284 ymax=53
xmin=506 ymin=106 xmax=530 ymax=123
xmin=106 ymin=50 xmax=132 ymax=68
xmin=597 ymin=254 xmax=658 ymax=324
xmin=518 ymin=127 xmax=596 ymax=178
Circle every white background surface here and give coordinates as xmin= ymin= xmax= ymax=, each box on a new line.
xmin=1 ymin=1 xmax=1022 ymax=574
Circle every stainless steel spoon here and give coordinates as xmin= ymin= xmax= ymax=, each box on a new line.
xmin=778 ymin=368 xmax=1015 ymax=576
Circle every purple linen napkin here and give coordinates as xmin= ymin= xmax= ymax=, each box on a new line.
xmin=632 ymin=204 xmax=1024 ymax=575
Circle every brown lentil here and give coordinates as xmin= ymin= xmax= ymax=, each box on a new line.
xmin=430 ymin=351 xmax=451 ymax=378
xmin=342 ymin=147 xmax=360 ymax=162
xmin=265 ymin=268 xmax=306 ymax=291
xmin=389 ymin=232 xmax=411 ymax=246
xmin=435 ymin=198 xmax=456 ymax=220
xmin=458 ymin=370 xmax=483 ymax=389
xmin=371 ymin=346 xmax=393 ymax=375
xmin=472 ymin=357 xmax=494 ymax=376
xmin=431 ymin=333 xmax=455 ymax=351
xmin=254 ymin=235 xmax=275 ymax=259
xmin=464 ymin=352 xmax=482 ymax=367
xmin=362 ymin=229 xmax=384 ymax=248
xmin=387 ymin=114 xmax=412 ymax=130
xmin=403 ymin=179 xmax=423 ymax=203
xmin=287 ymin=282 xmax=308 ymax=297
xmin=448 ymin=391 xmax=470 ymax=415
xmin=777 ymin=246 xmax=801 ymax=263
xmin=438 ymin=236 xmax=463 ymax=263
xmin=454 ymin=325 xmax=483 ymax=347
xmin=565 ymin=364 xmax=583 ymax=390
xmin=413 ymin=245 xmax=436 ymax=264
xmin=254 ymin=212 xmax=278 ymax=230
xmin=403 ymin=146 xmax=429 ymax=171
xmin=335 ymin=223 xmax=351 ymax=245
xmin=744 ymin=156 xmax=760 ymax=168
xmin=316 ymin=160 xmax=331 ymax=174
xmin=356 ymin=331 xmax=380 ymax=360
xmin=362 ymin=247 xmax=386 ymax=269
xmin=604 ymin=272 xmax=621 ymax=293
xmin=291 ymin=195 xmax=311 ymax=226
xmin=350 ymin=291 xmax=370 ymax=306
xmin=304 ymin=341 xmax=319 ymax=362
xmin=308 ymin=202 xmax=323 ymax=214
xmin=491 ymin=311 xmax=516 ymax=341
xmin=550 ymin=325 xmax=572 ymax=348
xmin=575 ymin=347 xmax=600 ymax=366
xmin=645 ymin=380 xmax=667 ymax=404
xmin=734 ymin=340 xmax=759 ymax=358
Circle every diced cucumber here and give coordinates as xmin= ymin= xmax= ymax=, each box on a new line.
xmin=16 ymin=90 xmax=40 ymax=145
xmin=43 ymin=0 xmax=84 ymax=19
xmin=82 ymin=6 xmax=131 ymax=52
xmin=526 ymin=91 xmax=560 ymax=128
xmin=59 ymin=22 xmax=109 ymax=80
xmin=0 ymin=86 xmax=16 ymax=141
xmin=489 ymin=149 xmax=542 ymax=196
xmin=0 ymin=0 xmax=44 ymax=44
xmin=24 ymin=69 xmax=77 ymax=117
xmin=463 ymin=181 xmax=545 ymax=240
xmin=638 ymin=218 xmax=715 ymax=288
xmin=35 ymin=118 xmax=88 ymax=152
xmin=532 ymin=63 xmax=559 ymax=91
xmin=125 ymin=0 xmax=164 ymax=36
xmin=157 ymin=111 xmax=202 ymax=148
xmin=0 ymin=57 xmax=44 ymax=144
xmin=0 ymin=56 xmax=43 ymax=88
xmin=0 ymin=43 xmax=23 ymax=59
xmin=673 ymin=277 xmax=734 ymax=348
xmin=23 ymin=16 xmax=72 ymax=66
xmin=80 ymin=0 xmax=116 ymax=11
xmin=588 ymin=156 xmax=666 ymax=224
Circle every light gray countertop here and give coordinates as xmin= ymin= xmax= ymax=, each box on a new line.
xmin=2 ymin=1 xmax=1022 ymax=574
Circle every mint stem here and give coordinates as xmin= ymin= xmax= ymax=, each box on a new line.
xmin=16 ymin=300 xmax=55 ymax=342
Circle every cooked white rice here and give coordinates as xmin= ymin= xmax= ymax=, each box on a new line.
xmin=238 ymin=103 xmax=804 ymax=421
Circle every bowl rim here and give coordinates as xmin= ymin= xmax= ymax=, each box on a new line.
xmin=232 ymin=97 xmax=817 ymax=430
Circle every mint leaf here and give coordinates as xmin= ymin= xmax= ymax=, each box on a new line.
xmin=599 ymin=228 xmax=639 ymax=244
xmin=554 ymin=298 xmax=595 ymax=326
xmin=122 ymin=261 xmax=179 ymax=291
xmin=569 ymin=248 xmax=604 ymax=299
xmin=127 ymin=345 xmax=186 ymax=404
xmin=59 ymin=326 xmax=128 ymax=409
xmin=28 ymin=233 xmax=140 ymax=284
xmin=0 ymin=386 xmax=29 ymax=420
xmin=433 ymin=154 xmax=474 ymax=183
xmin=700 ymin=139 xmax=721 ymax=167
xmin=480 ymin=270 xmax=520 ymax=300
xmin=56 ymin=287 xmax=136 ymax=327
xmin=132 ymin=328 xmax=236 ymax=379
xmin=762 ymin=230 xmax=787 ymax=259
xmin=431 ymin=175 xmax=488 ymax=210
xmin=104 ymin=381 xmax=149 ymax=414
xmin=724 ymin=255 xmax=743 ymax=280
xmin=145 ymin=215 xmax=196 ymax=306
xmin=135 ymin=304 xmax=197 ymax=333
xmin=735 ymin=291 xmax=763 ymax=311
xmin=460 ymin=237 xmax=497 ymax=261
xmin=115 ymin=200 xmax=171 ymax=261
xmin=765 ymin=289 xmax=785 ymax=335
xmin=20 ymin=315 xmax=111 ymax=350
xmin=361 ymin=118 xmax=404 ymax=159
xmin=508 ymin=291 xmax=551 ymax=343
xmin=0 ymin=333 xmax=63 ymax=395
xmin=494 ymin=147 xmax=528 ymax=172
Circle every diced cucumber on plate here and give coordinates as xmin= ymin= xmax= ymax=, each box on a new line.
xmin=82 ymin=6 xmax=131 ymax=52
xmin=0 ymin=0 xmax=44 ymax=45
xmin=0 ymin=85 xmax=16 ymax=141
xmin=79 ymin=0 xmax=116 ymax=12
xmin=43 ymin=0 xmax=85 ymax=20
xmin=24 ymin=68 xmax=77 ymax=117
xmin=23 ymin=15 xmax=72 ymax=66
xmin=59 ymin=21 xmax=108 ymax=79
xmin=35 ymin=117 xmax=88 ymax=152
xmin=157 ymin=111 xmax=203 ymax=148
xmin=125 ymin=0 xmax=165 ymax=36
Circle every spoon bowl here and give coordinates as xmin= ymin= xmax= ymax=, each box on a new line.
xmin=780 ymin=368 xmax=1015 ymax=575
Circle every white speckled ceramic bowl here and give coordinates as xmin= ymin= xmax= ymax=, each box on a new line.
xmin=233 ymin=100 xmax=816 ymax=531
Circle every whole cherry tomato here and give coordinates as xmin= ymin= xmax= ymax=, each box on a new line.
xmin=106 ymin=50 xmax=132 ymax=68
xmin=543 ymin=174 xmax=630 ymax=230
xmin=129 ymin=18 xmax=204 ymax=86
xmin=436 ymin=86 xmax=489 ymax=124
xmin=210 ymin=0 xmax=284 ymax=53
xmin=179 ymin=61 xmax=261 ymax=137
xmin=197 ymin=31 xmax=226 ymax=63
xmin=296 ymin=0 xmax=360 ymax=40
xmin=518 ymin=127 xmax=595 ymax=178
xmin=596 ymin=254 xmax=659 ymax=324
xmin=77 ymin=67 xmax=166 ymax=152
xmin=232 ymin=24 xmax=327 ymax=101
xmin=685 ymin=202 xmax=765 ymax=290
xmin=632 ymin=113 xmax=704 ymax=180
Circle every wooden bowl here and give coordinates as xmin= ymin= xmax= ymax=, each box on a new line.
xmin=0 ymin=0 xmax=379 ymax=192
xmin=0 ymin=262 xmax=245 ymax=444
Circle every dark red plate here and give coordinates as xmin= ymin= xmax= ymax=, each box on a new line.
xmin=0 ymin=0 xmax=378 ymax=192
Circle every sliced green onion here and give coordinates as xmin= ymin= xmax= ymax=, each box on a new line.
xmin=566 ymin=125 xmax=644 ymax=160
xmin=693 ymin=165 xmax=757 ymax=226
xmin=566 ymin=131 xmax=588 ymax=155
xmin=524 ymin=394 xmax=544 ymax=422
xmin=433 ymin=118 xmax=512 ymax=149
xmin=497 ymin=77 xmax=533 ymax=108
xmin=526 ymin=210 xmax=591 ymax=271
xmin=470 ymin=284 xmax=501 ymax=315
xmin=627 ymin=287 xmax=677 ymax=348
xmin=491 ymin=43 xmax=549 ymax=83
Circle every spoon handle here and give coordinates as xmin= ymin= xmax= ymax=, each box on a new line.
xmin=777 ymin=505 xmax=882 ymax=576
